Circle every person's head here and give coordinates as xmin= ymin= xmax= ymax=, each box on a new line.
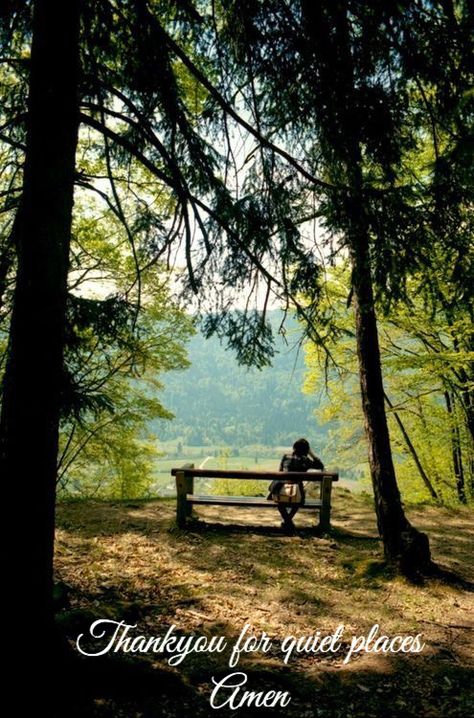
xmin=293 ymin=438 xmax=310 ymax=457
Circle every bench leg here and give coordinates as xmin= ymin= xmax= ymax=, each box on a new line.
xmin=176 ymin=471 xmax=188 ymax=528
xmin=185 ymin=475 xmax=194 ymax=517
xmin=317 ymin=477 xmax=332 ymax=533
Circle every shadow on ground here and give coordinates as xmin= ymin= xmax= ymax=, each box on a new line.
xmin=54 ymin=490 xmax=474 ymax=717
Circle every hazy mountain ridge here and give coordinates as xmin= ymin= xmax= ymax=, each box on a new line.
xmin=154 ymin=311 xmax=325 ymax=447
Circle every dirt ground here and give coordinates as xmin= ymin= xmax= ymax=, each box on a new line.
xmin=54 ymin=489 xmax=474 ymax=717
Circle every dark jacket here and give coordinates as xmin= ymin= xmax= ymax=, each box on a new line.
xmin=279 ymin=453 xmax=324 ymax=473
xmin=267 ymin=452 xmax=324 ymax=501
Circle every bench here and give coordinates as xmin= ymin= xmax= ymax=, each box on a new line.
xmin=171 ymin=464 xmax=339 ymax=532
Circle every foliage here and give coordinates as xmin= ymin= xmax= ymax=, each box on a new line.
xmin=56 ymin=204 xmax=195 ymax=498
xmin=303 ymin=265 xmax=473 ymax=504
xmin=1 ymin=2 xmax=470 ymax=368
xmin=212 ymin=478 xmax=267 ymax=496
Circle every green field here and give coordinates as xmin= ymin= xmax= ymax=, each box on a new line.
xmin=152 ymin=448 xmax=365 ymax=496
xmin=153 ymin=454 xmax=281 ymax=495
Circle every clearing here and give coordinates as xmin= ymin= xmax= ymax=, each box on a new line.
xmin=55 ymin=489 xmax=474 ymax=717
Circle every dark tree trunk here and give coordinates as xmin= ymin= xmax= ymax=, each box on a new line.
xmin=457 ymin=366 xmax=474 ymax=444
xmin=0 ymin=233 xmax=15 ymax=314
xmin=458 ymin=367 xmax=474 ymax=496
xmin=0 ymin=0 xmax=80 ymax=664
xmin=447 ymin=321 xmax=474 ymax=495
xmin=444 ymin=391 xmax=467 ymax=504
xmin=348 ymin=217 xmax=431 ymax=572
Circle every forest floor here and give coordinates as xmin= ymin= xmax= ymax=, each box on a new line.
xmin=54 ymin=489 xmax=474 ymax=718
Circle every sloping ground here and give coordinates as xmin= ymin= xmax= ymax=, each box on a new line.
xmin=55 ymin=490 xmax=474 ymax=717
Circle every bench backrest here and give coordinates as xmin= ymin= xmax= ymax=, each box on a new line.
xmin=171 ymin=468 xmax=338 ymax=482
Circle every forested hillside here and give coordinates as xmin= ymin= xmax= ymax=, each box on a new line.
xmin=155 ymin=311 xmax=326 ymax=448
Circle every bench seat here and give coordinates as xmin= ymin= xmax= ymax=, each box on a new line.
xmin=187 ymin=494 xmax=322 ymax=508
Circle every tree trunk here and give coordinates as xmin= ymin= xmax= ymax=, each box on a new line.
xmin=0 ymin=0 xmax=80 ymax=666
xmin=444 ymin=391 xmax=467 ymax=503
xmin=457 ymin=367 xmax=474 ymax=496
xmin=349 ymin=226 xmax=432 ymax=573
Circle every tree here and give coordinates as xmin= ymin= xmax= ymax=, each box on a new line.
xmin=49 ymin=191 xmax=194 ymax=497
xmin=0 ymin=0 xmax=215 ymax=674
xmin=304 ymin=265 xmax=472 ymax=505
xmin=0 ymin=0 xmax=307 ymax=666
xmin=0 ymin=0 xmax=81 ymax=662
xmin=384 ymin=293 xmax=473 ymax=505
xmin=206 ymin=0 xmax=429 ymax=570
xmin=196 ymin=0 xmax=472 ymax=571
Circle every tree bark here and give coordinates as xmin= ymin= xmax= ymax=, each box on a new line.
xmin=444 ymin=391 xmax=467 ymax=503
xmin=348 ymin=215 xmax=431 ymax=572
xmin=0 ymin=0 xmax=80 ymax=666
xmin=457 ymin=366 xmax=474 ymax=496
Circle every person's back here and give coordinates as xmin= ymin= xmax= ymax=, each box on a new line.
xmin=279 ymin=451 xmax=323 ymax=473
xmin=270 ymin=438 xmax=324 ymax=531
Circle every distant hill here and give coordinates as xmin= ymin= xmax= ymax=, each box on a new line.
xmin=153 ymin=311 xmax=325 ymax=448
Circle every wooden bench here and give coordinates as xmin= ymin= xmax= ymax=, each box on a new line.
xmin=171 ymin=465 xmax=339 ymax=532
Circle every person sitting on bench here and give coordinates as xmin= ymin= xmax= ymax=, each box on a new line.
xmin=268 ymin=438 xmax=324 ymax=530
